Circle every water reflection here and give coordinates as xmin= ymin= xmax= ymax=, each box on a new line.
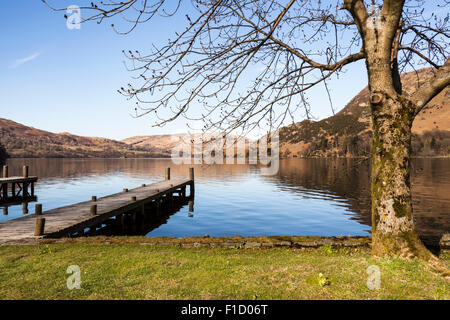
xmin=1 ymin=158 xmax=449 ymax=238
xmin=266 ymin=158 xmax=450 ymax=239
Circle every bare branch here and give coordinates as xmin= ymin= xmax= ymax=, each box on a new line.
xmin=412 ymin=57 xmax=450 ymax=115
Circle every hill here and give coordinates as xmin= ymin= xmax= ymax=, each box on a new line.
xmin=279 ymin=68 xmax=450 ymax=158
xmin=2 ymin=67 xmax=447 ymax=159
xmin=0 ymin=118 xmax=166 ymax=158
xmin=122 ymin=134 xmax=188 ymax=158
xmin=122 ymin=133 xmax=253 ymax=159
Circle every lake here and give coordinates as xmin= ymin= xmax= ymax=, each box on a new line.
xmin=1 ymin=158 xmax=449 ymax=239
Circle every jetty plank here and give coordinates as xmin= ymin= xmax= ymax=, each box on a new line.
xmin=0 ymin=179 xmax=192 ymax=245
xmin=0 ymin=177 xmax=38 ymax=184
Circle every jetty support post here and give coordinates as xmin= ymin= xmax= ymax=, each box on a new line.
xmin=141 ymin=204 xmax=146 ymax=223
xmin=23 ymin=181 xmax=29 ymax=197
xmin=35 ymin=218 xmax=45 ymax=236
xmin=1 ymin=165 xmax=7 ymax=199
xmin=35 ymin=204 xmax=42 ymax=216
xmin=120 ymin=213 xmax=127 ymax=231
xmin=22 ymin=202 xmax=28 ymax=214
xmin=90 ymin=204 xmax=97 ymax=216
xmin=23 ymin=166 xmax=29 ymax=178
xmin=155 ymin=198 xmax=161 ymax=215
xmin=189 ymin=167 xmax=195 ymax=198
xmin=2 ymin=165 xmax=8 ymax=178
xmin=23 ymin=165 xmax=31 ymax=196
xmin=165 ymin=168 xmax=171 ymax=181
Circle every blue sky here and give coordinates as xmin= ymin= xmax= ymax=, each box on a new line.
xmin=0 ymin=1 xmax=384 ymax=140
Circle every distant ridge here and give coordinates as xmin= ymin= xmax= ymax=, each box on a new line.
xmin=278 ymin=68 xmax=450 ymax=158
xmin=1 ymin=68 xmax=448 ymax=159
xmin=0 ymin=118 xmax=167 ymax=158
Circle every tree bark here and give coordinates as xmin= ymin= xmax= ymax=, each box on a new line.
xmin=369 ymin=92 xmax=430 ymax=259
xmin=347 ymin=0 xmax=435 ymax=261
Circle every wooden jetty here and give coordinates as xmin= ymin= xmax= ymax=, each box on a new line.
xmin=0 ymin=165 xmax=38 ymax=206
xmin=0 ymin=167 xmax=194 ymax=245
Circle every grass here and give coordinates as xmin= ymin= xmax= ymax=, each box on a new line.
xmin=0 ymin=242 xmax=448 ymax=300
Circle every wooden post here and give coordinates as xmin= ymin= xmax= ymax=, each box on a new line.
xmin=139 ymin=205 xmax=145 ymax=230
xmin=11 ymin=182 xmax=15 ymax=197
xmin=141 ymin=205 xmax=145 ymax=220
xmin=165 ymin=168 xmax=170 ymax=180
xmin=155 ymin=199 xmax=161 ymax=215
xmin=34 ymin=218 xmax=45 ymax=236
xmin=35 ymin=203 xmax=42 ymax=216
xmin=189 ymin=167 xmax=195 ymax=198
xmin=22 ymin=202 xmax=28 ymax=214
xmin=121 ymin=214 xmax=126 ymax=230
xmin=189 ymin=200 xmax=194 ymax=212
xmin=2 ymin=207 xmax=8 ymax=215
xmin=23 ymin=166 xmax=29 ymax=178
xmin=2 ymin=165 xmax=8 ymax=178
xmin=169 ymin=192 xmax=174 ymax=208
xmin=31 ymin=182 xmax=34 ymax=196
xmin=90 ymin=204 xmax=97 ymax=216
xmin=92 ymin=196 xmax=97 ymax=201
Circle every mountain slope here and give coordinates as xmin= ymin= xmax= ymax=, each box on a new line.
xmin=279 ymin=68 xmax=450 ymax=158
xmin=122 ymin=134 xmax=188 ymax=158
xmin=0 ymin=118 xmax=165 ymax=158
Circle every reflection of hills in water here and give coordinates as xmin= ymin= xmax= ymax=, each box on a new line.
xmin=266 ymin=158 xmax=372 ymax=225
xmin=4 ymin=158 xmax=449 ymax=239
xmin=5 ymin=158 xmax=252 ymax=180
xmin=266 ymin=158 xmax=450 ymax=239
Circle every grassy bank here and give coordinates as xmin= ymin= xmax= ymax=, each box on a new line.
xmin=0 ymin=241 xmax=448 ymax=300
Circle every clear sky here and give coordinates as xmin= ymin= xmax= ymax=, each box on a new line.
xmin=1 ymin=0 xmax=375 ymax=140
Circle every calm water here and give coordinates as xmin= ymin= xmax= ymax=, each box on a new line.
xmin=1 ymin=158 xmax=449 ymax=238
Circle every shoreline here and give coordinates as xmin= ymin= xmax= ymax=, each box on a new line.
xmin=1 ymin=234 xmax=447 ymax=250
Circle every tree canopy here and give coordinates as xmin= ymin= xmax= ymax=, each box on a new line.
xmin=42 ymin=0 xmax=449 ymax=135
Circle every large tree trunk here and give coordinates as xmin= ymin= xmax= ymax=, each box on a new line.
xmin=342 ymin=0 xmax=449 ymax=280
xmin=367 ymin=69 xmax=449 ymax=281
xmin=370 ymin=94 xmax=450 ymax=281
xmin=369 ymin=92 xmax=430 ymax=259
